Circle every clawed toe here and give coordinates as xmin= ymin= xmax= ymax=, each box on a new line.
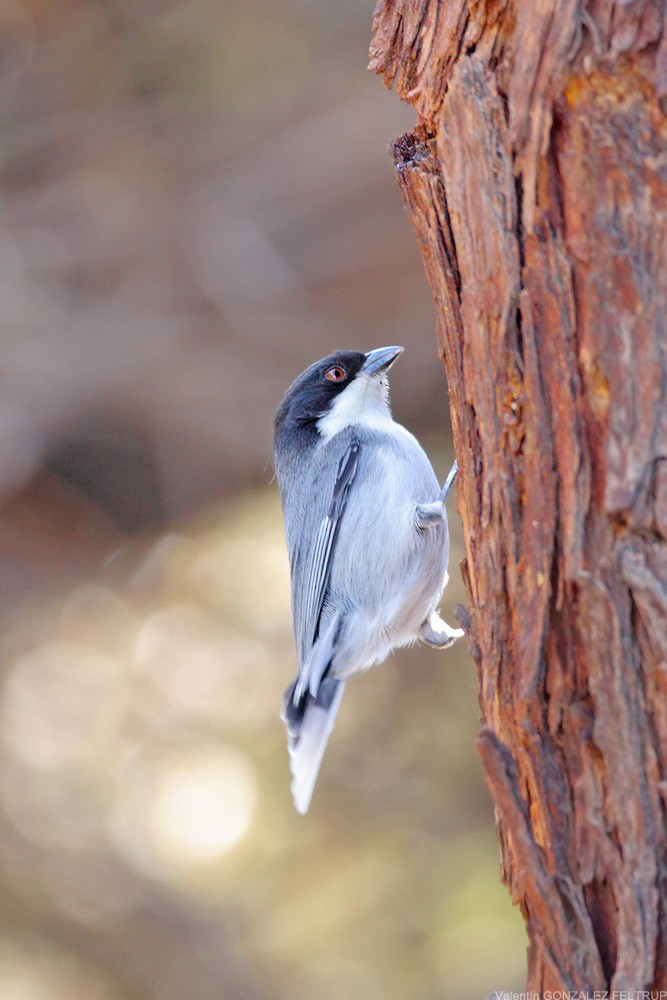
xmin=419 ymin=611 xmax=465 ymax=649
xmin=414 ymin=501 xmax=445 ymax=529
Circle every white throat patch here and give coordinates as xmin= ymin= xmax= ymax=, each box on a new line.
xmin=317 ymin=374 xmax=393 ymax=440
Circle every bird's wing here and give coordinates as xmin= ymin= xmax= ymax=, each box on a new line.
xmin=290 ymin=433 xmax=360 ymax=694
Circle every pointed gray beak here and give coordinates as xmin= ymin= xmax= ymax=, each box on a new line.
xmin=361 ymin=345 xmax=404 ymax=376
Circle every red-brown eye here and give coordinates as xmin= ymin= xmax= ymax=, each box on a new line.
xmin=325 ymin=366 xmax=347 ymax=382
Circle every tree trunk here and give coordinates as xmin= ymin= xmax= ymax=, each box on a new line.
xmin=370 ymin=1 xmax=667 ymax=991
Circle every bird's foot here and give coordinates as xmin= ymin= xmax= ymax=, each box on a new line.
xmin=415 ymin=501 xmax=445 ymax=529
xmin=437 ymin=459 xmax=458 ymax=502
xmin=419 ymin=611 xmax=465 ymax=648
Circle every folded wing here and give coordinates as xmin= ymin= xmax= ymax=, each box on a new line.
xmin=282 ymin=433 xmax=360 ymax=812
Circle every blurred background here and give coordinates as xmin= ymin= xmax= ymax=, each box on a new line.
xmin=0 ymin=0 xmax=526 ymax=997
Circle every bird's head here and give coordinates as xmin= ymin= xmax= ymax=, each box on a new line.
xmin=275 ymin=345 xmax=404 ymax=440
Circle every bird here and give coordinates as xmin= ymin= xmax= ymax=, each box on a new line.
xmin=273 ymin=345 xmax=463 ymax=813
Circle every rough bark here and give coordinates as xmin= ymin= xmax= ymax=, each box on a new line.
xmin=370 ymin=0 xmax=667 ymax=991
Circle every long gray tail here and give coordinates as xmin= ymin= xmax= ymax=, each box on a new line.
xmin=282 ymin=677 xmax=345 ymax=814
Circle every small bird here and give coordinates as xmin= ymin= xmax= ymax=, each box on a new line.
xmin=273 ymin=346 xmax=463 ymax=813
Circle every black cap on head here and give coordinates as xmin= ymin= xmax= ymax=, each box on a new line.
xmin=275 ymin=350 xmax=365 ymax=429
xmin=274 ymin=346 xmax=404 ymax=448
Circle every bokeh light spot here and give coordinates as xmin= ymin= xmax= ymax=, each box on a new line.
xmin=0 ymin=641 xmax=126 ymax=770
xmin=134 ymin=602 xmax=273 ymax=728
xmin=0 ymin=935 xmax=121 ymax=1000
xmin=111 ymin=743 xmax=258 ymax=879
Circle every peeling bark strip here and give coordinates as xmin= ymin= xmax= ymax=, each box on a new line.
xmin=371 ymin=0 xmax=667 ymax=992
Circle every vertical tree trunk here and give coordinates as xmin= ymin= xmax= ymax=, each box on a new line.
xmin=370 ymin=1 xmax=667 ymax=991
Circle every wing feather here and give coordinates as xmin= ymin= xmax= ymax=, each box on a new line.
xmin=291 ymin=434 xmax=359 ymax=690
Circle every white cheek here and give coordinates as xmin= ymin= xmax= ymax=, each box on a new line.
xmin=317 ymin=375 xmax=392 ymax=440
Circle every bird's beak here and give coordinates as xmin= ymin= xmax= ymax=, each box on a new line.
xmin=361 ymin=345 xmax=404 ymax=376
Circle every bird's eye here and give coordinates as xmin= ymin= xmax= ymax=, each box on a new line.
xmin=325 ymin=366 xmax=347 ymax=382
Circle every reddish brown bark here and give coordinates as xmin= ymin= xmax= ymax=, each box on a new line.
xmin=370 ymin=1 xmax=667 ymax=991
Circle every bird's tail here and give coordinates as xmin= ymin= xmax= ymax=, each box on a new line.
xmin=282 ymin=677 xmax=345 ymax=814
